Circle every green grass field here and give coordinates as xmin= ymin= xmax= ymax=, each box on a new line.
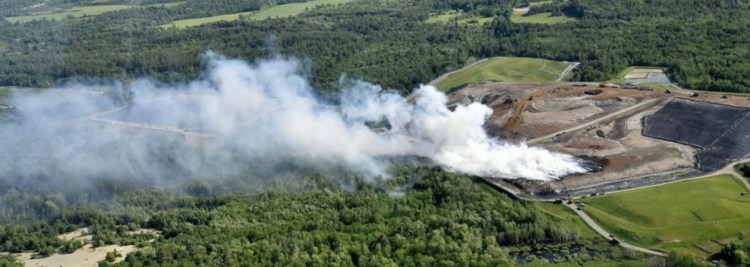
xmin=583 ymin=175 xmax=750 ymax=256
xmin=435 ymin=57 xmax=569 ymax=91
xmin=425 ymin=10 xmax=495 ymax=26
xmin=5 ymin=5 xmax=134 ymax=23
xmin=510 ymin=12 xmax=576 ymax=24
xmin=510 ymin=2 xmax=575 ymax=25
xmin=162 ymin=0 xmax=354 ymax=29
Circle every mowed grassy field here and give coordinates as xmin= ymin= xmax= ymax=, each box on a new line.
xmin=583 ymin=175 xmax=750 ymax=256
xmin=5 ymin=5 xmax=134 ymax=23
xmin=425 ymin=10 xmax=495 ymax=26
xmin=435 ymin=57 xmax=568 ymax=91
xmin=510 ymin=12 xmax=576 ymax=24
xmin=162 ymin=0 xmax=354 ymax=29
xmin=510 ymin=1 xmax=575 ymax=24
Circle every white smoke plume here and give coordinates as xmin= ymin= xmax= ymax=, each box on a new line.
xmin=0 ymin=53 xmax=585 ymax=190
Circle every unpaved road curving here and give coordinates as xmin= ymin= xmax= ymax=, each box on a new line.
xmin=556 ymin=62 xmax=579 ymax=82
xmin=564 ymin=202 xmax=668 ymax=257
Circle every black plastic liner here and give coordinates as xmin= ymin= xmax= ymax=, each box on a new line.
xmin=643 ymin=98 xmax=750 ymax=172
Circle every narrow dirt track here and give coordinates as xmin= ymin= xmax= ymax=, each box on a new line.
xmin=556 ymin=62 xmax=579 ymax=82
xmin=563 ymin=202 xmax=668 ymax=257
xmin=527 ymin=98 xmax=661 ymax=144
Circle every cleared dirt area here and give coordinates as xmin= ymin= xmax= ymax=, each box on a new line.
xmin=623 ymin=69 xmax=671 ymax=84
xmin=11 ymin=228 xmax=160 ymax=267
xmin=448 ymin=81 xmax=750 ymax=198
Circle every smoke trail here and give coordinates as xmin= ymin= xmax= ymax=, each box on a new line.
xmin=0 ymin=53 xmax=585 ymax=189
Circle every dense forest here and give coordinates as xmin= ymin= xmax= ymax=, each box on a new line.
xmin=1 ymin=0 xmax=749 ymax=265
xmin=0 ymin=0 xmax=749 ymax=93
xmin=0 ymin=166 xmax=649 ymax=266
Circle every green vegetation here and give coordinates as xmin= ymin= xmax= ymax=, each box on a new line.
xmin=1 ymin=0 xmax=750 ymax=93
xmin=584 ymin=175 xmax=750 ymax=256
xmin=251 ymin=0 xmax=353 ymax=20
xmin=510 ymin=1 xmax=575 ymax=24
xmin=160 ymin=11 xmax=255 ymax=29
xmin=163 ymin=0 xmax=355 ymax=29
xmin=5 ymin=5 xmax=134 ymax=23
xmin=425 ymin=10 xmax=496 ymax=26
xmin=735 ymin=162 xmax=750 ymax=178
xmin=0 ymin=167 xmax=634 ymax=265
xmin=534 ymin=202 xmax=600 ymax=240
xmin=435 ymin=57 xmax=568 ymax=91
xmin=510 ymin=12 xmax=575 ymax=24
xmin=716 ymin=238 xmax=750 ymax=266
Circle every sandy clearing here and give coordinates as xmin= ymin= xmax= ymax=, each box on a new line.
xmin=19 ymin=244 xmax=136 ymax=267
xmin=8 ymin=228 xmax=161 ymax=267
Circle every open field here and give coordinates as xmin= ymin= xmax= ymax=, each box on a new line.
xmin=582 ymin=175 xmax=750 ymax=256
xmin=162 ymin=0 xmax=354 ymax=29
xmin=5 ymin=5 xmax=133 ymax=23
xmin=510 ymin=2 xmax=575 ymax=25
xmin=425 ymin=10 xmax=495 ymax=26
xmin=510 ymin=12 xmax=576 ymax=24
xmin=435 ymin=57 xmax=568 ymax=90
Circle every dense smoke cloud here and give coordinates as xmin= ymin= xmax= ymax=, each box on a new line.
xmin=0 ymin=53 xmax=585 ymax=190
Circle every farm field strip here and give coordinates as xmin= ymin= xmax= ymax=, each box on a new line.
xmin=162 ymin=0 xmax=354 ymax=29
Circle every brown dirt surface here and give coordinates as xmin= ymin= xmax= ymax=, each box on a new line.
xmin=446 ymin=81 xmax=750 ymax=195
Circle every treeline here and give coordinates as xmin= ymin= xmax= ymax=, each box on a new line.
xmin=0 ymin=0 xmax=489 ymax=93
xmin=0 ymin=0 xmax=312 ymax=18
xmin=1 ymin=0 xmax=749 ymax=94
xmin=0 ymin=167 xmax=615 ymax=265
xmin=492 ymin=0 xmax=750 ymax=92
xmin=717 ymin=238 xmax=750 ymax=266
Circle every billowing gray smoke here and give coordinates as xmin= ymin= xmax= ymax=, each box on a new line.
xmin=0 ymin=53 xmax=585 ymax=190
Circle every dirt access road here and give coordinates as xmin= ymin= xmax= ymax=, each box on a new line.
xmin=556 ymin=62 xmax=579 ymax=82
xmin=527 ymin=98 xmax=662 ymax=144
xmin=564 ymin=202 xmax=668 ymax=256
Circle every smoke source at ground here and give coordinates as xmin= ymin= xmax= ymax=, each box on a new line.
xmin=0 ymin=53 xmax=586 ymax=190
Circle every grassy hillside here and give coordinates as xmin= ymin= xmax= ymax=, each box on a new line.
xmin=163 ymin=0 xmax=354 ymax=29
xmin=583 ymin=175 xmax=750 ymax=256
xmin=435 ymin=57 xmax=568 ymax=91
xmin=510 ymin=12 xmax=576 ymax=24
xmin=510 ymin=1 xmax=575 ymax=24
xmin=5 ymin=5 xmax=134 ymax=23
xmin=425 ymin=10 xmax=495 ymax=26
